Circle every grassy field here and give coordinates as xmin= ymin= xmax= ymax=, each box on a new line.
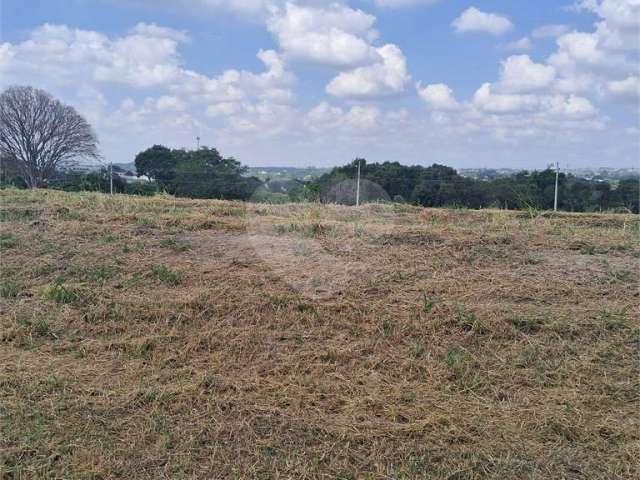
xmin=1 ymin=188 xmax=638 ymax=479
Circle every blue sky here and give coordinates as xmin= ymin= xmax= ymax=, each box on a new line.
xmin=1 ymin=0 xmax=638 ymax=169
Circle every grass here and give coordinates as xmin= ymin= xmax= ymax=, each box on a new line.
xmin=159 ymin=238 xmax=191 ymax=251
xmin=0 ymin=232 xmax=18 ymax=249
xmin=0 ymin=279 xmax=18 ymax=298
xmin=45 ymin=280 xmax=83 ymax=305
xmin=0 ymin=187 xmax=639 ymax=479
xmin=150 ymin=265 xmax=182 ymax=285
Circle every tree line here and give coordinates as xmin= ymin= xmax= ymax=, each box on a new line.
xmin=1 ymin=85 xmax=637 ymax=213
xmin=312 ymin=159 xmax=639 ymax=213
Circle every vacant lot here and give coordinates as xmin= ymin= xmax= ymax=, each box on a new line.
xmin=1 ymin=188 xmax=638 ymax=479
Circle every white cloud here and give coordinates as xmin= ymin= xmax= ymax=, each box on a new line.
xmin=502 ymin=37 xmax=533 ymax=52
xmin=0 ymin=23 xmax=186 ymax=89
xmin=532 ymin=24 xmax=569 ymax=39
xmin=472 ymin=82 xmax=597 ymax=119
xmin=307 ymin=102 xmax=381 ymax=130
xmin=154 ymin=95 xmax=186 ymax=111
xmin=417 ymin=82 xmax=460 ymax=110
xmin=267 ymin=2 xmax=379 ymax=67
xmin=607 ymin=75 xmax=640 ymax=99
xmin=0 ymin=43 xmax=14 ymax=67
xmin=130 ymin=22 xmax=190 ymax=42
xmin=326 ymin=43 xmax=411 ymax=97
xmin=452 ymin=7 xmax=513 ymax=36
xmin=371 ymin=0 xmax=440 ymax=6
xmin=575 ymin=0 xmax=640 ymax=31
xmin=545 ymin=1 xmax=639 ymax=102
xmin=124 ymin=0 xmax=274 ymax=19
xmin=548 ymin=94 xmax=597 ymax=118
xmin=473 ymin=83 xmax=540 ymax=113
xmin=498 ymin=55 xmax=556 ymax=93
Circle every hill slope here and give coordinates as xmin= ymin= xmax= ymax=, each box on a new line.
xmin=1 ymin=189 xmax=638 ymax=479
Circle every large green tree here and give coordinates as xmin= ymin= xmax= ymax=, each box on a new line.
xmin=133 ymin=145 xmax=261 ymax=200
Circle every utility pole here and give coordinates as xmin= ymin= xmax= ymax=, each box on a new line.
xmin=356 ymin=159 xmax=361 ymax=207
xmin=553 ymin=161 xmax=559 ymax=212
xmin=109 ymin=161 xmax=113 ymax=195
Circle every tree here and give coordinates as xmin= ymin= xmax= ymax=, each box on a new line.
xmin=133 ymin=145 xmax=262 ymax=200
xmin=615 ymin=178 xmax=640 ymax=213
xmin=0 ymin=86 xmax=99 ymax=188
xmin=134 ymin=144 xmax=175 ymax=187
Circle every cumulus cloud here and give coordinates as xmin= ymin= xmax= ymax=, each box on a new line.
xmin=607 ymin=75 xmax=640 ymax=99
xmin=472 ymin=82 xmax=597 ymax=118
xmin=548 ymin=1 xmax=639 ymax=97
xmin=417 ymin=83 xmax=460 ymax=110
xmin=502 ymin=37 xmax=533 ymax=52
xmin=0 ymin=23 xmax=187 ymax=88
xmin=326 ymin=43 xmax=411 ymax=97
xmin=370 ymin=0 xmax=440 ymax=6
xmin=452 ymin=7 xmax=513 ymax=36
xmin=498 ymin=55 xmax=556 ymax=93
xmin=532 ymin=24 xmax=569 ymax=39
xmin=267 ymin=2 xmax=379 ymax=67
xmin=307 ymin=102 xmax=381 ymax=130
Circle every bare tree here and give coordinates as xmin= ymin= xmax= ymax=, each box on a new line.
xmin=0 ymin=85 xmax=99 ymax=188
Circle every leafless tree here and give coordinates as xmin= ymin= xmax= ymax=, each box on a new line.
xmin=0 ymin=85 xmax=99 ymax=188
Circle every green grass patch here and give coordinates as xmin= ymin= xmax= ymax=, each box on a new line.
xmin=0 ymin=233 xmax=18 ymax=249
xmin=159 ymin=238 xmax=191 ymax=252
xmin=0 ymin=277 xmax=19 ymax=298
xmin=68 ymin=264 xmax=119 ymax=283
xmin=598 ymin=308 xmax=629 ymax=330
xmin=151 ymin=266 xmax=182 ymax=286
xmin=510 ymin=316 xmax=544 ymax=334
xmin=45 ymin=280 xmax=83 ymax=305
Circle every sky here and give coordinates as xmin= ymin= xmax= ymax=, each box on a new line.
xmin=1 ymin=0 xmax=639 ymax=169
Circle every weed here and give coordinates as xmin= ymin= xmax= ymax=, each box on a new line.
xmin=598 ymin=308 xmax=629 ymax=330
xmin=69 ymin=264 xmax=118 ymax=283
xmin=273 ymin=222 xmax=331 ymax=237
xmin=45 ymin=280 xmax=82 ymax=305
xmin=160 ymin=238 xmax=191 ymax=251
xmin=320 ymin=349 xmax=338 ymax=364
xmin=411 ymin=343 xmax=426 ymax=358
xmin=524 ymin=255 xmax=542 ymax=265
xmin=151 ymin=265 xmax=182 ymax=286
xmin=33 ymin=263 xmax=56 ymax=276
xmin=0 ymin=277 xmax=19 ymax=298
xmin=607 ymin=269 xmax=633 ymax=283
xmin=134 ymin=217 xmax=155 ymax=226
xmin=517 ymin=346 xmax=540 ymax=368
xmin=444 ymin=348 xmax=469 ymax=376
xmin=579 ymin=243 xmax=598 ymax=255
xmin=456 ymin=308 xmax=489 ymax=334
xmin=296 ymin=302 xmax=317 ymax=315
xmin=381 ymin=318 xmax=395 ymax=336
xmin=0 ymin=233 xmax=18 ymax=249
xmin=510 ymin=316 xmax=544 ymax=334
xmin=421 ymin=293 xmax=434 ymax=313
xmin=18 ymin=315 xmax=53 ymax=338
xmin=136 ymin=339 xmax=156 ymax=360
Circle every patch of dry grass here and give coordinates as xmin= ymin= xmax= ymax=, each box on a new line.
xmin=1 ymin=187 xmax=639 ymax=479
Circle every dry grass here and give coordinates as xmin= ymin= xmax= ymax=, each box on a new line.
xmin=1 ymin=187 xmax=639 ymax=479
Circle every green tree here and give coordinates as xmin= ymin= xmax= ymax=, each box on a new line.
xmin=134 ymin=145 xmax=175 ymax=188
xmin=614 ymin=178 xmax=640 ymax=213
